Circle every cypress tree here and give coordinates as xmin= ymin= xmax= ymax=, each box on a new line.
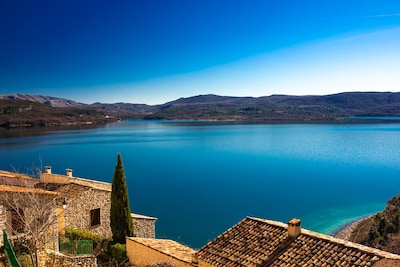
xmin=110 ymin=153 xmax=134 ymax=244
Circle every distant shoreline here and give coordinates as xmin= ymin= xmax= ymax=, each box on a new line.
xmin=334 ymin=215 xmax=373 ymax=240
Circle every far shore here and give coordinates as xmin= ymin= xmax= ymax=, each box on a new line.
xmin=334 ymin=215 xmax=374 ymax=240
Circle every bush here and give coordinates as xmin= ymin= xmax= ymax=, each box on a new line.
xmin=65 ymin=228 xmax=103 ymax=242
xmin=109 ymin=243 xmax=127 ymax=263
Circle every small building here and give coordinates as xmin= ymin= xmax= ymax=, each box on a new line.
xmin=196 ymin=216 xmax=400 ymax=267
xmin=38 ymin=166 xmax=113 ymax=238
xmin=126 ymin=237 xmax=197 ymax=267
xmin=1 ymin=167 xmax=157 ymax=245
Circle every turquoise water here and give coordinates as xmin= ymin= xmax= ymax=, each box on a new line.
xmin=1 ymin=120 xmax=400 ymax=248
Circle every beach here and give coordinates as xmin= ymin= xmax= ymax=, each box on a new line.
xmin=334 ymin=216 xmax=373 ymax=240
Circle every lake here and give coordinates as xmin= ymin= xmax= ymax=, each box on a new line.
xmin=1 ymin=120 xmax=400 ymax=248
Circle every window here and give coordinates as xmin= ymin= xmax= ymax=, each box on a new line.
xmin=90 ymin=208 xmax=101 ymax=227
xmin=11 ymin=208 xmax=25 ymax=232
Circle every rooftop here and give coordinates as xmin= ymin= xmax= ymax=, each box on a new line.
xmin=0 ymin=170 xmax=38 ymax=187
xmin=196 ymin=216 xmax=400 ymax=267
xmin=0 ymin=184 xmax=57 ymax=195
xmin=128 ymin=237 xmax=196 ymax=264
xmin=131 ymin=213 xmax=158 ymax=221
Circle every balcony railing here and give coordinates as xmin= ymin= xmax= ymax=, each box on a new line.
xmin=59 ymin=238 xmax=93 ymax=256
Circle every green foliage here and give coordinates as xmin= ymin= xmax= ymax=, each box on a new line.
xmin=65 ymin=228 xmax=103 ymax=242
xmin=109 ymin=243 xmax=127 ymax=263
xmin=366 ymin=195 xmax=400 ymax=246
xmin=110 ymin=153 xmax=134 ymax=244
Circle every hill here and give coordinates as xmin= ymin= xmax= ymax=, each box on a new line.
xmin=0 ymin=99 xmax=116 ymax=128
xmin=145 ymin=92 xmax=400 ymax=121
xmin=0 ymin=94 xmax=85 ymax=107
xmin=1 ymin=92 xmax=400 ymax=127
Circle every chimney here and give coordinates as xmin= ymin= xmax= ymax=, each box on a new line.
xmin=288 ymin=218 xmax=301 ymax=238
xmin=66 ymin=169 xmax=73 ymax=177
xmin=44 ymin=166 xmax=52 ymax=174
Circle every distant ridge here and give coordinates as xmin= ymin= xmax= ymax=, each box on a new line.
xmin=148 ymin=92 xmax=400 ymax=121
xmin=0 ymin=94 xmax=85 ymax=107
xmin=1 ymin=92 xmax=400 ymax=127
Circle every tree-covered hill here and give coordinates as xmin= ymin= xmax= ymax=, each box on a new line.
xmin=0 ymin=99 xmax=116 ymax=127
xmin=1 ymin=92 xmax=400 ymax=127
xmin=146 ymin=92 xmax=400 ymax=121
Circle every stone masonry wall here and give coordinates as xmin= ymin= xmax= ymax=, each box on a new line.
xmin=40 ymin=173 xmax=112 ymax=192
xmin=39 ymin=250 xmax=97 ymax=267
xmin=133 ymin=218 xmax=156 ymax=239
xmin=68 ymin=178 xmax=111 ymax=192
xmin=0 ymin=205 xmax=4 ymax=246
xmin=65 ymin=188 xmax=112 ymax=238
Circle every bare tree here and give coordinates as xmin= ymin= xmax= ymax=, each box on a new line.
xmin=0 ymin=175 xmax=64 ymax=267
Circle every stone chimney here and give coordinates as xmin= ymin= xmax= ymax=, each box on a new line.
xmin=44 ymin=166 xmax=52 ymax=174
xmin=66 ymin=169 xmax=73 ymax=177
xmin=288 ymin=218 xmax=301 ymax=238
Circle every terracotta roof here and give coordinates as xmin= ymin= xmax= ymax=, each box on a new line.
xmin=128 ymin=237 xmax=196 ymax=264
xmin=196 ymin=217 xmax=400 ymax=267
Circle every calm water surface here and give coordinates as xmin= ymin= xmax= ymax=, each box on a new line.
xmin=1 ymin=120 xmax=400 ymax=248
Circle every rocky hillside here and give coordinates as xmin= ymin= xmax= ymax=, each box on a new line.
xmin=347 ymin=195 xmax=400 ymax=254
xmin=0 ymin=94 xmax=85 ymax=107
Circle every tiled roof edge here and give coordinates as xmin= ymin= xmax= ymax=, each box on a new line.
xmin=0 ymin=185 xmax=58 ymax=195
xmin=247 ymin=216 xmax=288 ymax=229
xmin=131 ymin=213 xmax=158 ymax=220
xmin=300 ymin=228 xmax=400 ymax=260
xmin=248 ymin=216 xmax=400 ymax=260
xmin=0 ymin=170 xmax=36 ymax=180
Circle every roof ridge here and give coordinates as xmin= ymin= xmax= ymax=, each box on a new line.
xmin=300 ymin=227 xmax=400 ymax=260
xmin=248 ymin=216 xmax=400 ymax=260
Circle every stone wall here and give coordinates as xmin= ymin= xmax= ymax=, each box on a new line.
xmin=0 ymin=205 xmax=4 ymax=246
xmin=39 ymin=250 xmax=97 ymax=267
xmin=132 ymin=216 xmax=157 ymax=239
xmin=65 ymin=188 xmax=112 ymax=238
xmin=40 ymin=173 xmax=70 ymax=184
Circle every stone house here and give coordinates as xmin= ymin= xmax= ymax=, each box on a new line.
xmin=38 ymin=166 xmax=113 ymax=239
xmin=1 ymin=167 xmax=157 ymax=246
xmin=196 ymin=217 xmax=400 ymax=267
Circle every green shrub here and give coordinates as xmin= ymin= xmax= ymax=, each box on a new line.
xmin=109 ymin=243 xmax=127 ymax=263
xmin=65 ymin=228 xmax=102 ymax=242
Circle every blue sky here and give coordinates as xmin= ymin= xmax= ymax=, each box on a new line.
xmin=1 ymin=1 xmax=400 ymax=104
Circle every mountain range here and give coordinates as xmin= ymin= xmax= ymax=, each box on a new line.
xmin=1 ymin=92 xmax=400 ymax=127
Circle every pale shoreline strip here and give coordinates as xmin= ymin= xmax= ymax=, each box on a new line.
xmin=334 ymin=215 xmax=373 ymax=240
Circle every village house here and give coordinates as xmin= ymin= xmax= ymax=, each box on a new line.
xmin=1 ymin=167 xmax=157 ymax=266
xmin=126 ymin=217 xmax=400 ymax=267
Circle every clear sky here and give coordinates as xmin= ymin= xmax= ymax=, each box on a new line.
xmin=1 ymin=0 xmax=400 ymax=105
